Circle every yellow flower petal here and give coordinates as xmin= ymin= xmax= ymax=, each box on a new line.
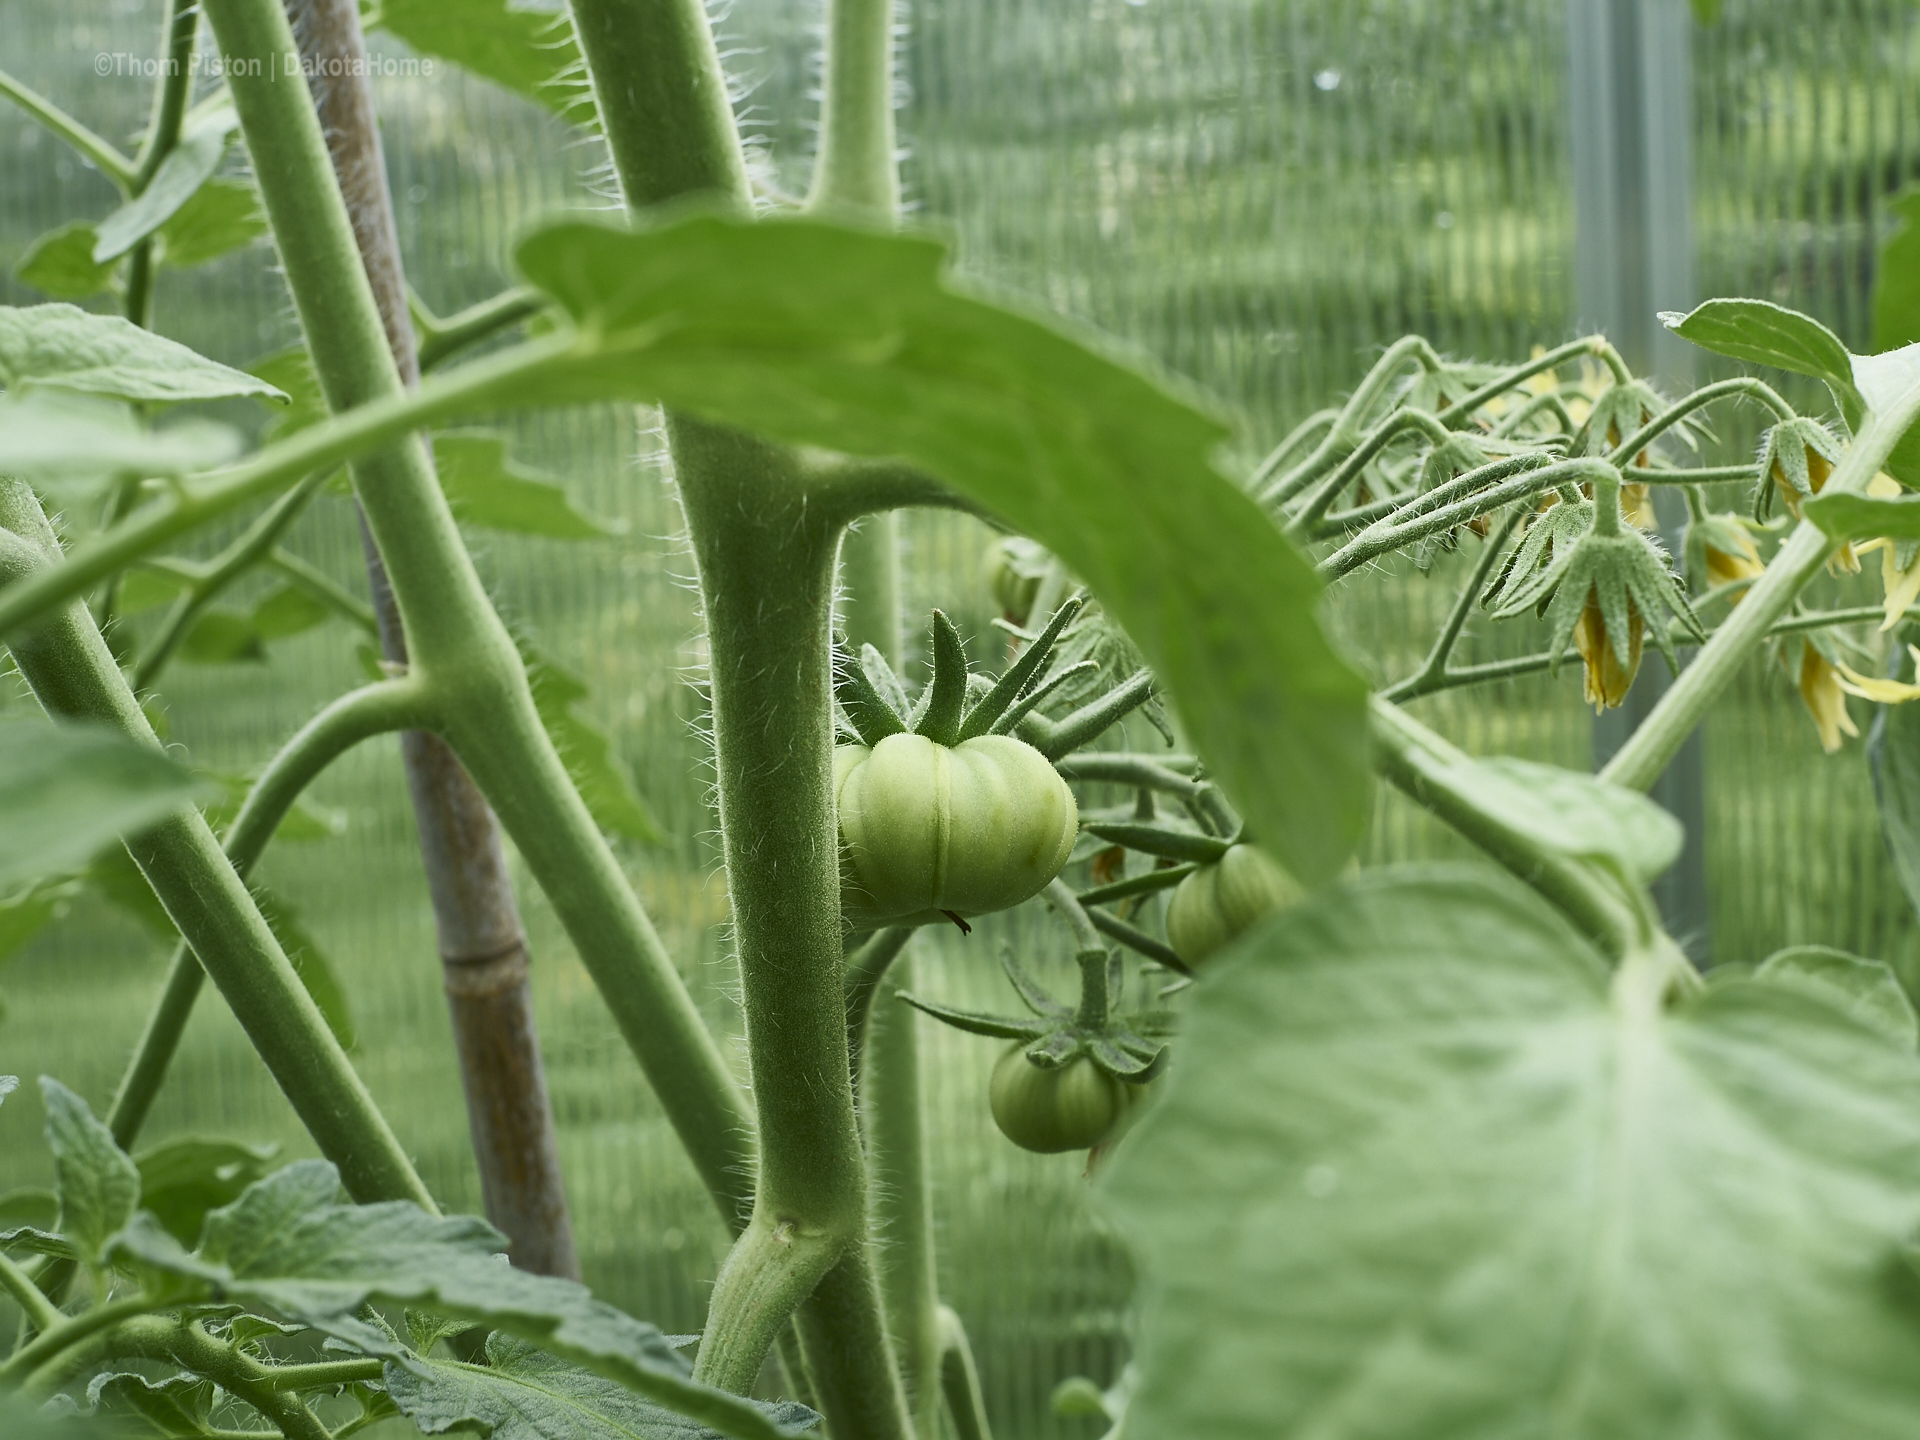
xmin=1798 ymin=647 xmax=1859 ymax=753
xmin=1869 ymin=471 xmax=1904 ymax=498
xmin=1834 ymin=660 xmax=1920 ymax=704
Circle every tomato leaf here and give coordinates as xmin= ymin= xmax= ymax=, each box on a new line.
xmin=158 ymin=177 xmax=267 ymax=271
xmin=86 ymin=1373 xmax=216 ymax=1435
xmin=1105 ymin=866 xmax=1920 ymax=1439
xmin=133 ymin=1137 xmax=279 ymax=1250
xmin=386 ymin=1330 xmax=817 ymax=1440
xmin=524 ymin=646 xmax=663 ymax=844
xmin=0 ymin=393 xmax=241 ymax=494
xmin=1466 ymin=756 xmax=1683 ymax=883
xmin=42 ymin=1078 xmax=140 ymax=1267
xmin=1753 ymin=945 xmax=1918 ymax=1052
xmin=0 ymin=304 xmax=286 ymax=405
xmin=374 ymin=0 xmax=583 ymax=114
xmin=109 ymin=1161 xmax=814 ymax=1440
xmin=15 ymin=223 xmax=117 ymax=301
xmin=0 ymin=1393 xmax=118 ymax=1439
xmin=511 ymin=215 xmax=1370 ymax=883
xmin=92 ymin=110 xmax=235 ymax=263
xmin=179 ymin=609 xmax=267 ymax=666
xmin=247 ymin=347 xmax=328 ymax=439
xmin=435 ymin=431 xmax=611 ymax=539
xmin=1873 ymin=188 xmax=1920 ymax=357
xmin=1803 ymin=491 xmax=1920 ymax=541
xmin=249 ymin=583 xmax=335 ymax=640
xmin=0 ymin=718 xmax=208 ymax=891
xmin=1660 ymin=297 xmax=1862 ymax=419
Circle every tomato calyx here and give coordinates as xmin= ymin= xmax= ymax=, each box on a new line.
xmin=900 ymin=941 xmax=1173 ymax=1094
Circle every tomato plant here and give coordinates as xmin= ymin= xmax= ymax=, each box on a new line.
xmin=2 ymin=0 xmax=1920 ymax=1437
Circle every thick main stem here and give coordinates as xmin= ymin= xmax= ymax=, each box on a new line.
xmin=0 ymin=480 xmax=431 ymax=1208
xmin=200 ymin=0 xmax=754 ymax=1223
xmin=288 ymin=0 xmax=578 ymax=1281
xmin=674 ymin=423 xmax=900 ymax=1424
xmin=569 ymin=0 xmax=912 ymax=1427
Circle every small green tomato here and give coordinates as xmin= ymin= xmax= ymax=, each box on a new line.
xmin=836 ymin=733 xmax=1078 ymax=927
xmin=989 ymin=1045 xmax=1127 ymax=1154
xmin=1165 ymin=843 xmax=1301 ymax=966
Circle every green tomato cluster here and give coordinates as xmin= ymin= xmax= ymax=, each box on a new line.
xmin=836 ymin=733 xmax=1078 ymax=927
xmin=1165 ymin=843 xmax=1301 ymax=966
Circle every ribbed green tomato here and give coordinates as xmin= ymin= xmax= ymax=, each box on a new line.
xmin=989 ymin=1045 xmax=1127 ymax=1153
xmin=1165 ymin=843 xmax=1301 ymax=966
xmin=836 ymin=733 xmax=1078 ymax=927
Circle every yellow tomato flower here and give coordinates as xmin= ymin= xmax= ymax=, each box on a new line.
xmin=1797 ymin=645 xmax=1858 ymax=754
xmin=1574 ymin=590 xmax=1644 ymax=712
xmin=1704 ymin=527 xmax=1765 ymax=595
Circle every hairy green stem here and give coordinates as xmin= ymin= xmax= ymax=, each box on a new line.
xmin=261 ymin=1356 xmax=387 ymax=1391
xmin=0 ymin=69 xmax=136 ymax=189
xmin=1324 ymin=459 xmax=1612 ymax=578
xmin=862 ymin=953 xmax=942 ymax=1439
xmin=0 ymin=480 xmax=431 ymax=1207
xmin=1398 ymin=510 xmax=1524 ymax=693
xmin=1281 ymin=409 xmax=1455 ymax=532
xmin=416 ymin=287 xmax=547 ymax=372
xmin=571 ymin=0 xmax=911 ymax=1423
xmin=202 ymin=0 xmax=757 ymax=1225
xmin=1606 ymin=376 xmax=1794 ymax=467
xmin=121 ymin=0 xmax=202 ymax=327
xmin=0 ymin=1254 xmax=60 ymax=1336
xmin=267 ymin=547 xmax=380 ymax=633
xmin=936 ymin=1307 xmax=994 ymax=1440
xmin=3 ymin=1295 xmax=157 ymax=1388
xmin=106 ymin=678 xmax=431 ymax=1147
xmin=134 ymin=470 xmax=329 ymax=691
xmin=1248 ymin=408 xmax=1337 ymax=493
xmin=846 ymin=926 xmax=917 ymax=1077
xmin=1601 ymin=376 xmax=1920 ymax=792
xmin=1261 ymin=336 xmax=1444 ymax=505
xmin=166 ymin=1320 xmax=332 ymax=1440
xmin=809 ymin=0 xmax=898 ymax=216
xmin=1435 ymin=335 xmax=1629 ymax=426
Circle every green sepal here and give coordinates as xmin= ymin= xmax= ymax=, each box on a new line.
xmin=1001 ymin=946 xmax=1072 ymax=1019
xmin=956 ymin=595 xmax=1082 ymax=741
xmin=915 ymin=611 xmax=971 ymax=746
xmin=1755 ymin=417 xmax=1844 ymax=521
xmin=1024 ymin=1030 xmax=1084 ymax=1069
xmin=893 ymin=993 xmax=1051 ymax=1041
xmin=1075 ymin=863 xmax=1198 ymax=908
xmin=833 ymin=643 xmax=907 ymax=746
xmin=861 ymin=644 xmax=913 ymax=718
xmin=1087 ymin=1034 xmax=1164 ymax=1079
xmin=1024 ymin=670 xmax=1157 ymax=759
xmin=1081 ymin=821 xmax=1233 ymax=865
xmin=988 ymin=661 xmax=1097 ymax=737
xmin=1485 ymin=501 xmax=1593 ymax=614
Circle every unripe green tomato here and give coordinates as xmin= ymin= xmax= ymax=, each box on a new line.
xmin=989 ymin=1045 xmax=1127 ymax=1153
xmin=1165 ymin=843 xmax=1301 ymax=966
xmin=836 ymin=733 xmax=1078 ymax=927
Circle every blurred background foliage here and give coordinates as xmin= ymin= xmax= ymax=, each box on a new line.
xmin=2 ymin=0 xmax=1919 ymax=1435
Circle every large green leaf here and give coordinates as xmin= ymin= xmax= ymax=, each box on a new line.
xmin=0 ymin=304 xmax=285 ymax=405
xmin=93 ymin=110 xmax=235 ymax=263
xmin=511 ymin=216 xmax=1370 ymax=882
xmin=86 ymin=1371 xmax=217 ymax=1437
xmin=42 ymin=1077 xmax=140 ymax=1266
xmin=375 ymin=0 xmax=583 ymax=114
xmin=0 ymin=393 xmax=240 ymax=493
xmin=0 ymin=718 xmax=208 ymax=891
xmin=1803 ymin=490 xmax=1920 ymax=541
xmin=158 ymin=177 xmax=267 ymax=271
xmin=1104 ymin=866 xmax=1920 ymax=1438
xmin=111 ymin=1162 xmax=809 ymax=1440
xmin=1873 ymin=188 xmax=1920 ymax=356
xmin=1753 ymin=945 xmax=1917 ymax=1052
xmin=435 ymin=432 xmax=611 ymax=538
xmin=15 ymin=223 xmax=117 ymax=301
xmin=387 ymin=1330 xmax=817 ymax=1440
